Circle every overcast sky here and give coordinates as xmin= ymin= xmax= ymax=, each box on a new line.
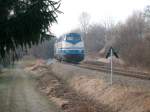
xmin=51 ymin=0 xmax=150 ymax=36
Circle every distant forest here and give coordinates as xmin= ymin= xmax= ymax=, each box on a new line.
xmin=2 ymin=5 xmax=150 ymax=70
xmin=22 ymin=5 xmax=150 ymax=70
xmin=73 ymin=6 xmax=150 ymax=70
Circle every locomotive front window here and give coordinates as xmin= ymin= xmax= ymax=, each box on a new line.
xmin=66 ymin=36 xmax=74 ymax=41
xmin=66 ymin=36 xmax=81 ymax=41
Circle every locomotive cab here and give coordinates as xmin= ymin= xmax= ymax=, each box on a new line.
xmin=55 ymin=33 xmax=85 ymax=63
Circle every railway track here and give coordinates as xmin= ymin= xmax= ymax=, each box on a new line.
xmin=78 ymin=61 xmax=150 ymax=80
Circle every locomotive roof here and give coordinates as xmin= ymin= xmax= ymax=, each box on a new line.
xmin=66 ymin=33 xmax=81 ymax=37
xmin=56 ymin=33 xmax=81 ymax=42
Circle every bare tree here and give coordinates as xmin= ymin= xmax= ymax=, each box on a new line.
xmin=79 ymin=12 xmax=91 ymax=34
xmin=69 ymin=28 xmax=81 ymax=34
xmin=102 ymin=17 xmax=117 ymax=49
xmin=113 ymin=11 xmax=148 ymax=67
xmin=79 ymin=12 xmax=91 ymax=53
xmin=86 ymin=24 xmax=106 ymax=52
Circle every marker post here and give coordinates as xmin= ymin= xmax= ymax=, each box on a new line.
xmin=106 ymin=47 xmax=119 ymax=85
xmin=110 ymin=48 xmax=113 ymax=85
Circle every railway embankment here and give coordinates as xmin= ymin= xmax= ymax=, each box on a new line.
xmin=27 ymin=62 xmax=113 ymax=112
xmin=27 ymin=61 xmax=150 ymax=112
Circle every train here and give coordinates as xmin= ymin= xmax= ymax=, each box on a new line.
xmin=54 ymin=33 xmax=85 ymax=63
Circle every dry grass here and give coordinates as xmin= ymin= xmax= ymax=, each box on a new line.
xmin=26 ymin=61 xmax=150 ymax=112
xmin=33 ymin=69 xmax=114 ymax=112
xmin=49 ymin=62 xmax=150 ymax=112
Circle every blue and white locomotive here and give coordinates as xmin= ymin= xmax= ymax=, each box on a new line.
xmin=54 ymin=33 xmax=84 ymax=63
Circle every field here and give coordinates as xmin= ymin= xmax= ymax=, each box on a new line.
xmin=27 ymin=60 xmax=150 ymax=112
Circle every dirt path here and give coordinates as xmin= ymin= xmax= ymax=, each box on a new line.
xmin=0 ymin=69 xmax=61 ymax=112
